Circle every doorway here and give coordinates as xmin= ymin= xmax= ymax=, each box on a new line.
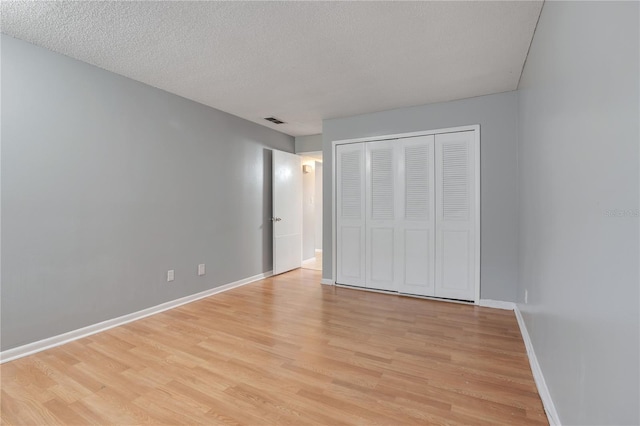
xmin=300 ymin=152 xmax=322 ymax=271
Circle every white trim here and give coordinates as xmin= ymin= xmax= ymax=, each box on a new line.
xmin=0 ymin=271 xmax=273 ymax=364
xmin=514 ymin=305 xmax=561 ymax=426
xmin=314 ymin=249 xmax=322 ymax=253
xmin=336 ymin=284 xmax=474 ymax=306
xmin=331 ymin=138 xmax=337 ymax=286
xmin=302 ymin=257 xmax=316 ymax=265
xmin=295 ymin=149 xmax=322 ymax=157
xmin=478 ymin=299 xmax=516 ymax=310
xmin=331 ymin=125 xmax=480 ymax=146
xmin=320 ymin=278 xmax=334 ymax=285
xmin=470 ymin=299 xmax=561 ymax=425
xmin=332 ymin=141 xmax=338 ymax=284
xmin=331 ymin=124 xmax=481 ymax=302
xmin=473 ymin=127 xmax=481 ymax=304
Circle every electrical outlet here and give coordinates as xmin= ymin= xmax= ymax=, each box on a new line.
xmin=167 ymin=270 xmax=175 ymax=282
xmin=198 ymin=264 xmax=206 ymax=276
xmin=524 ymin=289 xmax=529 ymax=304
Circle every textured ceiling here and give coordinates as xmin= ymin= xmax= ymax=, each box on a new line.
xmin=1 ymin=1 xmax=542 ymax=136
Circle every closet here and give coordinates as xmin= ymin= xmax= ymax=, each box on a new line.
xmin=335 ymin=127 xmax=479 ymax=302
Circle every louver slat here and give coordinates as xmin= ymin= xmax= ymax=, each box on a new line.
xmin=370 ymin=149 xmax=394 ymax=220
xmin=442 ymin=142 xmax=468 ymax=221
xmin=341 ymin=150 xmax=361 ymax=219
xmin=405 ymin=145 xmax=430 ymax=221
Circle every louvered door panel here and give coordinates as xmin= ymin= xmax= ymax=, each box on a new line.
xmin=371 ymin=149 xmax=394 ymax=220
xmin=435 ymin=131 xmax=476 ymax=301
xmin=336 ymin=143 xmax=365 ymax=286
xmin=405 ymin=144 xmax=431 ymax=221
xmin=442 ymin=142 xmax=469 ymax=221
xmin=398 ymin=135 xmax=435 ymax=297
xmin=366 ymin=141 xmax=399 ymax=291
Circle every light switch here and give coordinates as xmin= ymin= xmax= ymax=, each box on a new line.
xmin=167 ymin=270 xmax=175 ymax=282
xmin=198 ymin=264 xmax=206 ymax=276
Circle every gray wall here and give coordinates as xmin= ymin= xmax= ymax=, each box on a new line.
xmin=323 ymin=91 xmax=519 ymax=301
xmin=1 ymin=35 xmax=294 ymax=350
xmin=517 ymin=2 xmax=639 ymax=425
xmin=294 ymin=134 xmax=322 ymax=154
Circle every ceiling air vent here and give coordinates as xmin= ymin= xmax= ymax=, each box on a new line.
xmin=264 ymin=117 xmax=285 ymax=124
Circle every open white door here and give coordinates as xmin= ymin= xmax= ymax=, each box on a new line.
xmin=272 ymin=150 xmax=302 ymax=275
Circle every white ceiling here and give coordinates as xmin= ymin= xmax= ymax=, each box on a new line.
xmin=1 ymin=1 xmax=542 ymax=137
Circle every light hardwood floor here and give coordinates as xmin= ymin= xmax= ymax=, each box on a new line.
xmin=1 ymin=268 xmax=547 ymax=425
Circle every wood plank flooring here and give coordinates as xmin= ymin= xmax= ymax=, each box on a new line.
xmin=1 ymin=268 xmax=547 ymax=425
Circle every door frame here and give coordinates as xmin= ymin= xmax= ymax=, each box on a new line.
xmin=330 ymin=124 xmax=481 ymax=304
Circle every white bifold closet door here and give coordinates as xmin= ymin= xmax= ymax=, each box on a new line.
xmin=364 ymin=136 xmax=436 ymax=294
xmin=399 ymin=135 xmax=436 ymax=296
xmin=336 ymin=129 xmax=477 ymax=302
xmin=434 ymin=131 xmax=476 ymax=301
xmin=365 ymin=140 xmax=399 ymax=291
xmin=336 ymin=143 xmax=365 ymax=286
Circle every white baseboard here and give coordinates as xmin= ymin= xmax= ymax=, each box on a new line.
xmin=315 ymin=249 xmax=322 ymax=253
xmin=475 ymin=299 xmax=560 ymax=425
xmin=514 ymin=305 xmax=561 ymax=426
xmin=302 ymin=257 xmax=316 ymax=264
xmin=478 ymin=299 xmax=516 ymax=310
xmin=0 ymin=270 xmax=273 ymax=364
xmin=320 ymin=278 xmax=334 ymax=285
